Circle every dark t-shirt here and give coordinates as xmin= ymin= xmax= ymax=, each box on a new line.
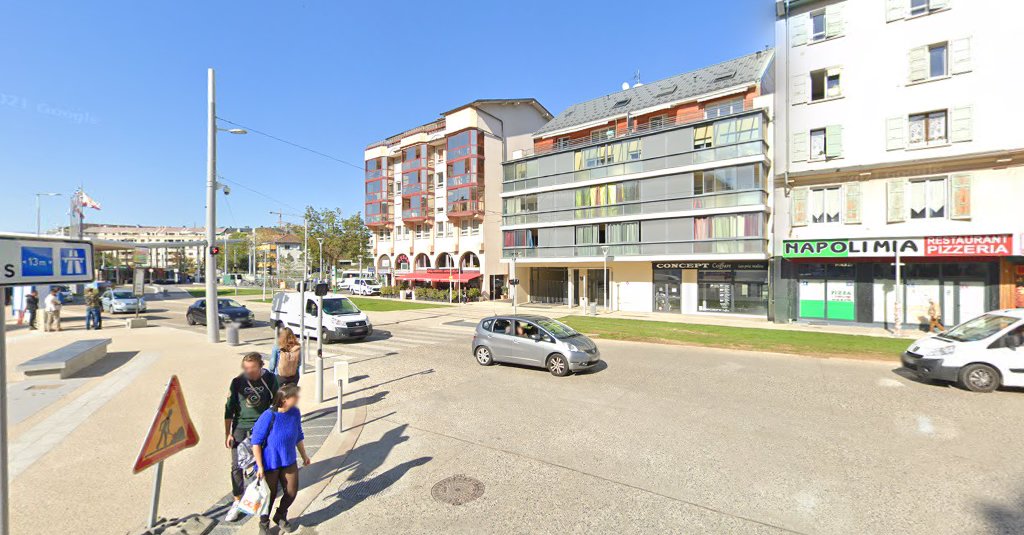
xmin=224 ymin=370 xmax=279 ymax=432
xmin=25 ymin=295 xmax=38 ymax=311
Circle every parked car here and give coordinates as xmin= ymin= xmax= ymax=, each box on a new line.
xmin=350 ymin=279 xmax=382 ymax=296
xmin=50 ymin=285 xmax=75 ymax=304
xmin=185 ymin=298 xmax=254 ymax=327
xmin=270 ymin=292 xmax=371 ymax=342
xmin=101 ymin=289 xmax=147 ymax=314
xmin=901 ymin=309 xmax=1024 ymax=392
xmin=471 ymin=314 xmax=601 ymax=376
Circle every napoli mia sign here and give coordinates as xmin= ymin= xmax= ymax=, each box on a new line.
xmin=782 ymin=234 xmax=1013 ymax=259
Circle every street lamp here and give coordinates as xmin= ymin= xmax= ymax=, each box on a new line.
xmin=34 ymin=192 xmax=62 ymax=236
xmin=601 ymin=245 xmax=610 ymax=313
xmin=316 ymin=237 xmax=325 ymax=281
xmin=205 ymin=68 xmax=248 ymax=343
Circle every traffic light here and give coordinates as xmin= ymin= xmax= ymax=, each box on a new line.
xmin=210 ymin=246 xmax=221 ymax=256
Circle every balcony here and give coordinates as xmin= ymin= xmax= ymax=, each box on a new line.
xmin=401 ymin=205 xmax=432 ymax=222
xmin=502 ymin=237 xmax=767 ymax=259
xmin=447 ymin=200 xmax=482 ymax=219
xmin=502 ymin=190 xmax=767 ymax=226
xmin=365 ymin=209 xmax=394 ymax=228
xmin=402 ymin=180 xmax=432 ymax=196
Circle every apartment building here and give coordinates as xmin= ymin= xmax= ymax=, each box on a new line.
xmin=500 ymin=50 xmax=776 ymax=316
xmin=364 ymin=99 xmax=552 ymax=295
xmin=254 ymin=232 xmax=302 ymax=276
xmin=82 ymin=223 xmax=228 ymax=268
xmin=773 ymin=0 xmax=1024 ymax=327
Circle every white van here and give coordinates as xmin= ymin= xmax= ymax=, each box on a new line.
xmin=350 ymin=279 xmax=382 ymax=296
xmin=902 ymin=309 xmax=1024 ymax=392
xmin=270 ymin=292 xmax=373 ymax=342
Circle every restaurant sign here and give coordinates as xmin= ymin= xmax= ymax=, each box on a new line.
xmin=783 ymin=234 xmax=1013 ymax=259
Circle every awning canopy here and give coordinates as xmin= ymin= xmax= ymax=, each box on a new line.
xmin=395 ymin=270 xmax=481 ymax=283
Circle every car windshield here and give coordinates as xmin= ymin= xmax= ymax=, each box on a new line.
xmin=534 ymin=318 xmax=580 ymax=339
xmin=358 ymin=279 xmax=376 ymax=285
xmin=323 ymin=297 xmax=360 ymax=315
xmin=942 ymin=314 xmax=1020 ymax=342
xmin=219 ymin=299 xmax=243 ymax=308
xmin=112 ymin=291 xmax=134 ymax=299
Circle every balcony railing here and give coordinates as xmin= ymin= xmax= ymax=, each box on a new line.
xmin=502 ymin=238 xmax=767 ymax=259
xmin=402 ymin=181 xmax=432 ymax=196
xmin=502 ymin=190 xmax=767 ymax=226
xmin=447 ymin=175 xmax=480 ymax=188
xmin=447 ymin=200 xmax=482 ymax=217
xmin=401 ymin=207 xmax=431 ymax=220
xmin=365 ymin=212 xmax=394 ymax=227
xmin=365 ymin=168 xmax=394 ymax=181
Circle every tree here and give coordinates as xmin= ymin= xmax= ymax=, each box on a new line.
xmin=303 ymin=207 xmax=372 ymax=275
xmin=224 ymin=231 xmax=251 ymax=273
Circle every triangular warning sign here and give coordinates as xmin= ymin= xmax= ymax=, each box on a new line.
xmin=133 ymin=375 xmax=200 ymax=474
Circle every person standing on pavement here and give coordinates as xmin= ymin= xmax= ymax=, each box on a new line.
xmin=276 ymin=328 xmax=302 ymax=386
xmin=24 ymin=290 xmax=39 ymax=330
xmin=84 ymin=288 xmax=103 ymax=330
xmin=928 ymin=298 xmax=945 ymax=333
xmin=43 ymin=287 xmax=62 ymax=332
xmin=251 ymin=384 xmax=311 ymax=535
xmin=223 ymin=353 xmax=279 ymax=522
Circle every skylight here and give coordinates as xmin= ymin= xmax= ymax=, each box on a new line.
xmin=611 ymin=97 xmax=631 ymax=109
xmin=712 ymin=70 xmax=737 ymax=83
xmin=655 ymin=83 xmax=677 ymax=97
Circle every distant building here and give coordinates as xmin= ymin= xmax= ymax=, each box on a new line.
xmin=80 ymin=223 xmax=231 ymax=269
xmin=254 ymin=231 xmax=303 ymax=276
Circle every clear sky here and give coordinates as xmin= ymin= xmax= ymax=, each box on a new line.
xmin=0 ymin=0 xmax=774 ymax=234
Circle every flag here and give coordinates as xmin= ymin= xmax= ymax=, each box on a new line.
xmin=80 ymin=190 xmax=101 ymax=210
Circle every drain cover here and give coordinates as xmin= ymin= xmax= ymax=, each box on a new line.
xmin=431 ymin=475 xmax=484 ymax=505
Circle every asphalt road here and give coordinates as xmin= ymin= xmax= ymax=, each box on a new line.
xmin=290 ymin=316 xmax=1024 ymax=535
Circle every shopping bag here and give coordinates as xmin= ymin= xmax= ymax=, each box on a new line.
xmin=237 ymin=477 xmax=270 ymax=516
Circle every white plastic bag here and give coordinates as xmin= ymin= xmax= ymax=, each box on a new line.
xmin=237 ymin=477 xmax=270 ymax=516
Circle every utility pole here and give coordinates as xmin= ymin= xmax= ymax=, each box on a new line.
xmin=205 ymin=68 xmax=219 ymax=343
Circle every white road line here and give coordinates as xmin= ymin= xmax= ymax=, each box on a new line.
xmin=916 ymin=416 xmax=935 ymax=436
xmin=877 ymin=378 xmax=904 ymax=388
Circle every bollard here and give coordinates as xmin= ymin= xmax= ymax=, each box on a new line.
xmin=226 ymin=322 xmax=240 ymax=346
xmin=334 ymin=360 xmax=348 ymax=434
xmin=590 ymin=301 xmax=597 ymax=316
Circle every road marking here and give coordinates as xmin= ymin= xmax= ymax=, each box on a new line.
xmin=916 ymin=416 xmax=935 ymax=436
xmin=877 ymin=378 xmax=904 ymax=388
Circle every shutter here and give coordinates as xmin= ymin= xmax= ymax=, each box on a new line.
xmin=791 ymin=74 xmax=807 ymax=104
xmin=825 ymin=125 xmax=843 ymax=158
xmin=886 ymin=116 xmax=906 ymax=150
xmin=950 ymin=105 xmax=973 ymax=142
xmin=791 ymin=131 xmax=808 ymax=162
xmin=887 ymin=179 xmax=906 ymax=223
xmin=950 ymin=38 xmax=972 ymax=74
xmin=886 ymin=0 xmax=905 ymax=22
xmin=908 ymin=46 xmax=928 ymax=82
xmin=791 ymin=14 xmax=808 ymax=46
xmin=931 ymin=0 xmax=950 ymax=9
xmin=826 ymin=4 xmax=844 ymax=38
xmin=844 ymin=183 xmax=861 ymax=224
xmin=950 ymin=174 xmax=972 ymax=220
xmin=791 ymin=187 xmax=809 ymax=227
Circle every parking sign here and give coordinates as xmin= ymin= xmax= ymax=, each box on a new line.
xmin=1 ymin=236 xmax=94 ymax=285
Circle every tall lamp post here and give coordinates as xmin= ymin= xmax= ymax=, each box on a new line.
xmin=205 ymin=67 xmax=248 ymax=343
xmin=601 ymin=245 xmax=610 ymax=314
xmin=35 ymin=192 xmax=62 ymax=236
xmin=316 ymin=237 xmax=325 ymax=281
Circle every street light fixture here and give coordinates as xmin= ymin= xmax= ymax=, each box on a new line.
xmin=34 ymin=192 xmax=63 ymax=236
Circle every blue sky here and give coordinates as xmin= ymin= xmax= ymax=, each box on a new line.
xmin=0 ymin=0 xmax=774 ymax=234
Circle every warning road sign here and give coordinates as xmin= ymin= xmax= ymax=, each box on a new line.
xmin=133 ymin=376 xmax=199 ymax=474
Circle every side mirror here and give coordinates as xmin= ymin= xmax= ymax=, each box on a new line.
xmin=530 ymin=333 xmax=541 ymax=341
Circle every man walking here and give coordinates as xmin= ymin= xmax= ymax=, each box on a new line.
xmin=43 ymin=287 xmax=62 ymax=332
xmin=84 ymin=288 xmax=103 ymax=330
xmin=24 ymin=290 xmax=39 ymax=330
xmin=927 ymin=298 xmax=945 ymax=333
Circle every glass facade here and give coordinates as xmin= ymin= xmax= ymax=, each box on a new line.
xmin=364 ymin=157 xmax=393 ymax=227
xmin=446 ymin=129 xmax=484 ymax=217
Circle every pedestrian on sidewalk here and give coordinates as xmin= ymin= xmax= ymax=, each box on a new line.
xmin=251 ymin=384 xmax=311 ymax=535
xmin=928 ymin=299 xmax=945 ymax=333
xmin=84 ymin=288 xmax=103 ymax=330
xmin=43 ymin=287 xmax=62 ymax=332
xmin=24 ymin=290 xmax=39 ymax=330
xmin=223 ymin=353 xmax=279 ymax=523
xmin=275 ymin=328 xmax=302 ymax=387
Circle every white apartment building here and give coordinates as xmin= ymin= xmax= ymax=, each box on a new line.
xmin=773 ymin=0 xmax=1024 ymax=327
xmin=82 ymin=224 xmax=228 ymax=268
xmin=364 ymin=99 xmax=552 ymax=296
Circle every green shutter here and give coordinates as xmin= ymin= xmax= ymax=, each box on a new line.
xmin=791 ymin=14 xmax=808 ymax=46
xmin=950 ymin=38 xmax=972 ymax=74
xmin=791 ymin=187 xmax=809 ymax=227
xmin=844 ymin=183 xmax=861 ymax=224
xmin=791 ymin=131 xmax=808 ymax=162
xmin=908 ymin=46 xmax=928 ymax=82
xmin=826 ymin=4 xmax=844 ymax=38
xmin=886 ymin=116 xmax=906 ymax=150
xmin=825 ymin=125 xmax=843 ymax=158
xmin=887 ymin=179 xmax=906 ymax=223
xmin=950 ymin=174 xmax=972 ymax=220
xmin=791 ymin=74 xmax=807 ymax=104
xmin=886 ymin=0 xmax=905 ymax=22
xmin=950 ymin=105 xmax=973 ymax=142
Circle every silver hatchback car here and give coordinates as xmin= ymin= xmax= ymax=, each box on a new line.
xmin=471 ymin=315 xmax=601 ymax=376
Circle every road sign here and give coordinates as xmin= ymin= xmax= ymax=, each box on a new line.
xmin=0 ymin=236 xmax=94 ymax=286
xmin=509 ymin=278 xmax=520 ymax=286
xmin=133 ymin=376 xmax=199 ymax=474
xmin=133 ymin=268 xmax=145 ymax=296
xmin=132 ymin=247 xmax=150 ymax=267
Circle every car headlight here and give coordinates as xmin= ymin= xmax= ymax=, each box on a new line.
xmin=567 ymin=343 xmax=580 ymax=352
xmin=925 ymin=345 xmax=955 ymax=357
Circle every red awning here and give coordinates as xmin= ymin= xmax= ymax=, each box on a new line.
xmin=395 ymin=270 xmax=481 ymax=283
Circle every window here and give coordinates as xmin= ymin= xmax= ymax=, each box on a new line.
xmin=574 ymin=182 xmax=640 ymax=207
xmin=810 ymin=69 xmax=841 ymax=101
xmin=611 ymin=97 xmax=630 ymax=109
xmin=693 ymin=214 xmax=762 ymax=240
xmin=575 ymin=139 xmax=642 ymax=169
xmin=575 ymin=222 xmax=639 ymax=245
xmin=693 ymin=125 xmax=713 ymax=149
xmin=810 ymin=129 xmax=827 ymax=160
xmin=590 ymin=127 xmax=615 ymax=143
xmin=909 ymin=177 xmax=946 ymax=219
xmin=693 ymin=164 xmax=762 ymax=195
xmin=809 ymin=186 xmax=841 ymax=223
xmin=714 ymin=115 xmax=761 ymax=146
xmin=704 ymin=99 xmax=743 ymax=119
xmin=555 ymin=137 xmax=570 ymax=150
xmin=436 ymin=171 xmax=444 ymax=187
xmin=648 ymin=115 xmax=666 ymax=129
xmin=910 ymin=0 xmax=929 ymax=16
xmin=503 ymin=229 xmax=537 ymax=248
xmin=909 ymin=110 xmax=947 ymax=146
xmin=811 ymin=9 xmax=826 ymax=41
xmin=929 ymin=43 xmax=947 ymax=78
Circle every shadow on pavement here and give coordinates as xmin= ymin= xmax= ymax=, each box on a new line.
xmin=70 ymin=351 xmax=140 ymax=378
xmin=342 ymin=391 xmax=388 ymax=409
xmin=345 ymin=369 xmax=434 ymax=397
xmin=979 ymin=489 xmax=1024 ymax=533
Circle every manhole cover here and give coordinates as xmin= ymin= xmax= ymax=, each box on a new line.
xmin=431 ymin=475 xmax=484 ymax=505
xmin=338 ymin=472 xmax=395 ymax=503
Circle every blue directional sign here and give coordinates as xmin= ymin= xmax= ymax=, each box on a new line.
xmin=1 ymin=236 xmax=94 ymax=285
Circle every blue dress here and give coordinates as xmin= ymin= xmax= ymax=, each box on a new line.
xmin=250 ymin=407 xmax=304 ymax=471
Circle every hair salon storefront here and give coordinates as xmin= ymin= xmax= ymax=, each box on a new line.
xmin=652 ymin=261 xmax=769 ymax=317
xmin=774 ymin=234 xmax=1021 ymax=328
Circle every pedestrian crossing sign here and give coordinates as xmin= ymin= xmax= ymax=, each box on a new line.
xmin=132 ymin=375 xmax=200 ymax=474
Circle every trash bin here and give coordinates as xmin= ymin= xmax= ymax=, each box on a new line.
xmin=590 ymin=302 xmax=598 ymax=316
xmin=226 ymin=322 xmax=240 ymax=346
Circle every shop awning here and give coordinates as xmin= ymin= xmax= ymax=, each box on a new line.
xmin=395 ymin=270 xmax=482 ymax=283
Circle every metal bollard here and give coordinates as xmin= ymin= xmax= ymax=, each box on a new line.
xmin=334 ymin=360 xmax=348 ymax=434
xmin=226 ymin=322 xmax=240 ymax=346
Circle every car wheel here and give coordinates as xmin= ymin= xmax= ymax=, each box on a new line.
xmin=474 ymin=346 xmax=494 ymax=366
xmin=186 ymin=313 xmax=195 ymax=325
xmin=547 ymin=354 xmax=570 ymax=377
xmin=959 ymin=363 xmax=1000 ymax=393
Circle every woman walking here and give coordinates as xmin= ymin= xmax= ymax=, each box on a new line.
xmin=251 ymin=384 xmax=311 ymax=534
xmin=275 ymin=328 xmax=302 ymax=386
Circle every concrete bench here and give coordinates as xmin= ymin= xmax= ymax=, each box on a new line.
xmin=16 ymin=339 xmax=112 ymax=379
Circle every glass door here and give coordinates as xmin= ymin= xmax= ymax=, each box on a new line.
xmin=587 ymin=269 xmax=607 ymax=307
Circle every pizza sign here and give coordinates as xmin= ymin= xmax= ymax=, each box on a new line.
xmin=783 ymin=234 xmax=1013 ymax=259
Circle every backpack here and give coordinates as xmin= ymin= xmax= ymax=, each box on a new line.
xmin=235 ymin=411 xmax=278 ymax=478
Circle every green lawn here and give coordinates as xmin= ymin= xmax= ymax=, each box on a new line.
xmin=557 ymin=316 xmax=910 ymax=360
xmin=347 ymin=297 xmax=449 ymax=311
xmin=185 ymin=288 xmax=268 ymax=297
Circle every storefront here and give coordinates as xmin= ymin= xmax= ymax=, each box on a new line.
xmin=652 ymin=261 xmax=769 ymax=316
xmin=776 ymin=234 xmax=1016 ymax=328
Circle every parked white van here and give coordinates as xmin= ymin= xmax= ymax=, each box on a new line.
xmin=902 ymin=309 xmax=1024 ymax=392
xmin=270 ymin=292 xmax=372 ymax=342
